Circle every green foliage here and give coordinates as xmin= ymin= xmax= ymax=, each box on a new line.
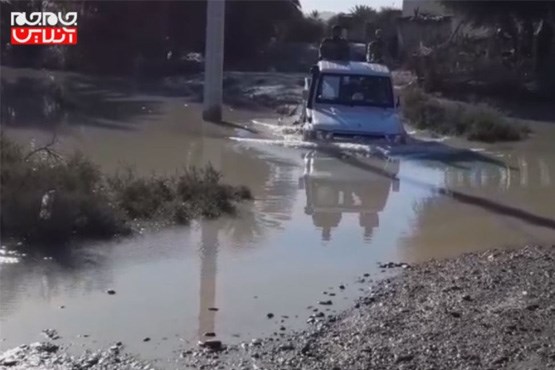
xmin=0 ymin=135 xmax=127 ymax=242
xmin=278 ymin=14 xmax=326 ymax=43
xmin=0 ymin=135 xmax=252 ymax=244
xmin=1 ymin=0 xmax=303 ymax=72
xmin=401 ymin=88 xmax=529 ymax=143
xmin=349 ymin=5 xmax=378 ymax=23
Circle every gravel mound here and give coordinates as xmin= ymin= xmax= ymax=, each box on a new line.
xmin=180 ymin=245 xmax=555 ymax=370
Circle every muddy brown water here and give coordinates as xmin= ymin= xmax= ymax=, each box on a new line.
xmin=1 ymin=67 xmax=555 ymax=365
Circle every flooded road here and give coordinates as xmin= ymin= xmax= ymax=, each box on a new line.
xmin=1 ymin=67 xmax=555 ymax=366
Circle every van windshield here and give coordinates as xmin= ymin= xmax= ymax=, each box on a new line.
xmin=315 ymin=74 xmax=394 ymax=108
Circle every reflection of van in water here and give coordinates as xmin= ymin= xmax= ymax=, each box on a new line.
xmin=298 ymin=151 xmax=400 ymax=241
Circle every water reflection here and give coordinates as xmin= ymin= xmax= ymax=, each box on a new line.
xmin=198 ymin=222 xmax=218 ymax=338
xmin=0 ymin=245 xmax=115 ymax=319
xmin=401 ymin=152 xmax=555 ymax=261
xmin=0 ymin=67 xmax=163 ymax=131
xmin=299 ymin=151 xmax=399 ymax=241
xmin=1 ymin=115 xmax=303 ymax=354
xmin=442 ymin=155 xmax=554 ymax=190
xmin=3 ymin=65 xmax=555 ymax=361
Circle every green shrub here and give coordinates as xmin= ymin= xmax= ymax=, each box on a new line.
xmin=0 ymin=135 xmax=252 ymax=244
xmin=401 ymin=88 xmax=528 ymax=142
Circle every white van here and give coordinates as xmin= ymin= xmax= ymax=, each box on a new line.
xmin=300 ymin=60 xmax=406 ymax=143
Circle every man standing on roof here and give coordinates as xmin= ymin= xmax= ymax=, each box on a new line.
xmin=319 ymin=25 xmax=350 ymax=61
xmin=366 ymin=29 xmax=386 ymax=64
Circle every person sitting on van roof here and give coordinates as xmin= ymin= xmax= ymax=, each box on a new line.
xmin=366 ymin=29 xmax=386 ymax=64
xmin=319 ymin=25 xmax=350 ymax=61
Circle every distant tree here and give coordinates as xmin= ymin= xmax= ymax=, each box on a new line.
xmin=2 ymin=0 xmax=303 ymax=72
xmin=349 ymin=5 xmax=378 ymax=23
xmin=309 ymin=10 xmax=320 ymax=20
xmin=375 ymin=7 xmax=402 ymax=29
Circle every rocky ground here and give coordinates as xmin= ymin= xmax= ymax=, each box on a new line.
xmin=180 ymin=245 xmax=555 ymax=370
xmin=0 ymin=341 xmax=155 ymax=370
xmin=3 ymin=245 xmax=554 ymax=370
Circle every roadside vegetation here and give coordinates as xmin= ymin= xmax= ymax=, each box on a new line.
xmin=401 ymin=88 xmax=530 ymax=142
xmin=0 ymin=135 xmax=252 ymax=244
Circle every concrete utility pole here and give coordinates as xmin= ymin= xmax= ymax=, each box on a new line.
xmin=203 ymin=0 xmax=226 ymax=122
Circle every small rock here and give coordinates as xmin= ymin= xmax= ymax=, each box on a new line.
xmin=279 ymin=344 xmax=295 ymax=351
xmin=395 ymin=353 xmax=415 ymax=363
xmin=461 ymin=294 xmax=472 ymax=301
xmin=339 ymin=285 xmax=345 ymax=290
xmin=363 ymin=273 xmax=370 ymax=277
xmin=266 ymin=313 xmax=274 ymax=319
xmin=526 ymin=304 xmax=540 ymax=311
xmin=106 ymin=290 xmax=116 ymax=295
xmin=1 ymin=358 xmax=17 ymax=366
xmin=450 ymin=311 xmax=462 ymax=318
xmin=279 ymin=326 xmax=286 ymax=331
xmin=60 ymin=305 xmax=65 ymax=309
xmin=204 ymin=332 xmax=216 ymax=337
xmin=318 ymin=300 xmax=333 ymax=306
xmin=199 ymin=340 xmax=223 ymax=351
xmin=42 ymin=329 xmax=60 ymax=340
xmin=251 ymin=338 xmax=262 ymax=346
xmin=143 ymin=337 xmax=151 ymax=342
xmin=208 ymin=307 xmax=219 ymax=311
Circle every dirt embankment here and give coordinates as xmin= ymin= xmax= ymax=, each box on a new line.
xmin=3 ymin=245 xmax=554 ymax=370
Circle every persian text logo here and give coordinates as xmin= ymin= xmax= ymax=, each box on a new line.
xmin=10 ymin=12 xmax=78 ymax=45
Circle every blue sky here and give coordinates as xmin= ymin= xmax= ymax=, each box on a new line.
xmin=301 ymin=0 xmax=403 ymax=13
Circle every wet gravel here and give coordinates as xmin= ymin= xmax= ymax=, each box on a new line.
xmin=0 ymin=341 xmax=155 ymax=369
xmin=180 ymin=245 xmax=555 ymax=370
xmin=3 ymin=245 xmax=554 ymax=369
